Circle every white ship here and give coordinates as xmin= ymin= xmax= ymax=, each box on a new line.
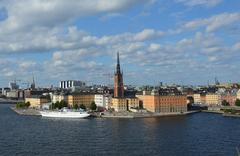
xmin=40 ymin=108 xmax=90 ymax=118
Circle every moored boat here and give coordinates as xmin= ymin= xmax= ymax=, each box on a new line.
xmin=40 ymin=108 xmax=90 ymax=118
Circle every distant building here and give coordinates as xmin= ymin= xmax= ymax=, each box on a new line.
xmin=52 ymin=93 xmax=68 ymax=104
xmin=59 ymin=80 xmax=85 ymax=90
xmin=221 ymin=94 xmax=236 ymax=106
xmin=6 ymin=90 xmax=18 ymax=99
xmin=25 ymin=96 xmax=50 ymax=108
xmin=193 ymin=94 xmax=201 ymax=104
xmin=67 ymin=93 xmax=95 ymax=108
xmin=9 ymin=82 xmax=19 ymax=90
xmin=237 ymin=90 xmax=240 ymax=100
xmin=2 ymin=88 xmax=11 ymax=96
xmin=205 ymin=94 xmax=221 ymax=106
xmin=94 ymin=94 xmax=112 ymax=109
xmin=112 ymin=98 xmax=127 ymax=112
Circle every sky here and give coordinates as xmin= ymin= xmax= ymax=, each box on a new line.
xmin=0 ymin=0 xmax=240 ymax=87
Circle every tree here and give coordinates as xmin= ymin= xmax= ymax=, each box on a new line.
xmin=222 ymin=100 xmax=230 ymax=106
xmin=59 ymin=100 xmax=68 ymax=108
xmin=235 ymin=99 xmax=240 ymax=107
xmin=16 ymin=102 xmax=31 ymax=109
xmin=90 ymin=101 xmax=97 ymax=111
xmin=79 ymin=104 xmax=86 ymax=110
xmin=73 ymin=104 xmax=79 ymax=110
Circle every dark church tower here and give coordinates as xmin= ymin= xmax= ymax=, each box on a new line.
xmin=114 ymin=52 xmax=124 ymax=98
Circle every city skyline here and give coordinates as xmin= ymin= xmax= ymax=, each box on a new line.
xmin=0 ymin=0 xmax=240 ymax=87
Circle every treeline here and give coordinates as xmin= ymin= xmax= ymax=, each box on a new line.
xmin=51 ymin=100 xmax=68 ymax=109
xmin=16 ymin=102 xmax=30 ymax=109
xmin=51 ymin=100 xmax=97 ymax=111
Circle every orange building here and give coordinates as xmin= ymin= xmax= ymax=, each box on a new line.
xmin=137 ymin=91 xmax=187 ymax=113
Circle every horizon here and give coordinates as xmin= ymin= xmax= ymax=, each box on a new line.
xmin=0 ymin=0 xmax=240 ymax=87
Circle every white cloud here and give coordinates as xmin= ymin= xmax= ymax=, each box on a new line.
xmin=0 ymin=0 xmax=150 ymax=33
xmin=183 ymin=13 xmax=240 ymax=32
xmin=176 ymin=0 xmax=222 ymax=7
xmin=133 ymin=29 xmax=164 ymax=41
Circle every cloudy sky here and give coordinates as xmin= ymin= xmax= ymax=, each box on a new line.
xmin=0 ymin=0 xmax=240 ymax=87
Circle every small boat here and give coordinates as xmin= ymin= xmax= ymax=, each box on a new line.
xmin=40 ymin=107 xmax=90 ymax=118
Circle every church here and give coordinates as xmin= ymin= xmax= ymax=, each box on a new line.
xmin=111 ymin=52 xmax=139 ymax=112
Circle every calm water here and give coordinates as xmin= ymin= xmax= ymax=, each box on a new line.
xmin=0 ymin=104 xmax=240 ymax=156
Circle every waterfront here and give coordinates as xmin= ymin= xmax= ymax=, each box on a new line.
xmin=0 ymin=104 xmax=240 ymax=156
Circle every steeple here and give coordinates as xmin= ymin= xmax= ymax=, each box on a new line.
xmin=114 ymin=52 xmax=124 ymax=98
xmin=116 ymin=52 xmax=121 ymax=74
xmin=31 ymin=74 xmax=36 ymax=90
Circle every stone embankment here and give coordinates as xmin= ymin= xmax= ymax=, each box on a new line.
xmin=11 ymin=107 xmax=41 ymax=116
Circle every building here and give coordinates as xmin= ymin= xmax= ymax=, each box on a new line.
xmin=94 ymin=94 xmax=112 ymax=109
xmin=52 ymin=93 xmax=68 ymax=104
xmin=127 ymin=97 xmax=139 ymax=109
xmin=205 ymin=94 xmax=221 ymax=106
xmin=114 ymin=52 xmax=124 ymax=98
xmin=112 ymin=98 xmax=127 ymax=112
xmin=137 ymin=90 xmax=187 ymax=113
xmin=59 ymin=80 xmax=85 ymax=90
xmin=111 ymin=52 xmax=129 ymax=112
xmin=193 ymin=94 xmax=201 ymax=104
xmin=237 ymin=90 xmax=240 ymax=100
xmin=25 ymin=96 xmax=50 ymax=108
xmin=67 ymin=93 xmax=95 ymax=108
xmin=9 ymin=81 xmax=19 ymax=90
xmin=6 ymin=90 xmax=18 ymax=99
xmin=221 ymin=94 xmax=236 ymax=106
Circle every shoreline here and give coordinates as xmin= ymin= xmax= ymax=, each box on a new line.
xmin=11 ymin=106 xmax=200 ymax=118
xmin=11 ymin=107 xmax=41 ymax=116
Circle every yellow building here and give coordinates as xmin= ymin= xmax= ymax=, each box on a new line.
xmin=193 ymin=94 xmax=201 ymax=104
xmin=67 ymin=94 xmax=95 ymax=108
xmin=205 ymin=94 xmax=221 ymax=106
xmin=237 ymin=90 xmax=240 ymax=100
xmin=111 ymin=97 xmax=140 ymax=112
xmin=127 ymin=97 xmax=139 ymax=109
xmin=25 ymin=97 xmax=50 ymax=108
xmin=111 ymin=98 xmax=127 ymax=112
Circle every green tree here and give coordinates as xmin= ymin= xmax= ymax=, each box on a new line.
xmin=59 ymin=100 xmax=68 ymax=108
xmin=90 ymin=101 xmax=97 ymax=111
xmin=235 ymin=99 xmax=240 ymax=107
xmin=222 ymin=100 xmax=230 ymax=106
xmin=73 ymin=104 xmax=79 ymax=110
xmin=79 ymin=104 xmax=86 ymax=110
xmin=25 ymin=102 xmax=31 ymax=108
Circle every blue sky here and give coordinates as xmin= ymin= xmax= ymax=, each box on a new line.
xmin=0 ymin=0 xmax=240 ymax=87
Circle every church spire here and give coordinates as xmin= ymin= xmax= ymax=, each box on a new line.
xmin=116 ymin=52 xmax=121 ymax=74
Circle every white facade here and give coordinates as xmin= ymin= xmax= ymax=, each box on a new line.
xmin=59 ymin=80 xmax=85 ymax=89
xmin=94 ymin=94 xmax=112 ymax=109
xmin=52 ymin=94 xmax=68 ymax=103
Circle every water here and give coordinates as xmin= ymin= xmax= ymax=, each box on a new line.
xmin=0 ymin=104 xmax=240 ymax=156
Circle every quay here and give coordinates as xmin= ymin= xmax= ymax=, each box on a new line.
xmin=11 ymin=106 xmax=200 ymax=118
xmin=11 ymin=107 xmax=41 ymax=116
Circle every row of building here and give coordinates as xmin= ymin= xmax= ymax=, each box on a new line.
xmin=192 ymin=91 xmax=240 ymax=106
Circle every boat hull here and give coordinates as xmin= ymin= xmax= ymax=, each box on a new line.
xmin=40 ymin=111 xmax=90 ymax=118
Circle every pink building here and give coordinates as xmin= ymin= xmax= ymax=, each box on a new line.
xmin=221 ymin=94 xmax=237 ymax=106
